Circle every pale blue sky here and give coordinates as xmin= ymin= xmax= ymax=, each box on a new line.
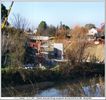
xmin=2 ymin=1 xmax=105 ymax=28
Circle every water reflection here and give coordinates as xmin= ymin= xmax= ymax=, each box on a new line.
xmin=82 ymin=84 xmax=104 ymax=97
xmin=35 ymin=82 xmax=104 ymax=97
xmin=2 ymin=77 xmax=104 ymax=97
xmin=36 ymin=88 xmax=62 ymax=97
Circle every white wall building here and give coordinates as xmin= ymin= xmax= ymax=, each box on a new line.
xmin=87 ymin=28 xmax=98 ymax=41
xmin=88 ymin=28 xmax=98 ymax=36
xmin=53 ymin=43 xmax=64 ymax=60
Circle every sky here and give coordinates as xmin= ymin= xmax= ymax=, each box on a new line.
xmin=2 ymin=1 xmax=105 ymax=29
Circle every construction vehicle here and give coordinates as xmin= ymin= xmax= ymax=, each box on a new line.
xmin=1 ymin=1 xmax=14 ymax=29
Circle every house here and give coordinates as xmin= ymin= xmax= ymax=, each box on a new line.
xmin=28 ymin=36 xmax=49 ymax=51
xmin=28 ymin=35 xmax=55 ymax=58
xmin=88 ymin=28 xmax=98 ymax=36
xmin=28 ymin=35 xmax=64 ymax=58
xmin=25 ymin=35 xmax=65 ymax=68
xmin=97 ymin=24 xmax=105 ymax=39
xmin=87 ymin=28 xmax=98 ymax=41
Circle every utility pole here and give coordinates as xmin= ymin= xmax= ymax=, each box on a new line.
xmin=1 ymin=1 xmax=14 ymax=29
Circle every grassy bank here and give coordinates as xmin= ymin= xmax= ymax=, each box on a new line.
xmin=2 ymin=67 xmax=61 ymax=87
xmin=2 ymin=75 xmax=104 ymax=97
xmin=2 ymin=63 xmax=104 ymax=88
xmin=2 ymin=81 xmax=55 ymax=97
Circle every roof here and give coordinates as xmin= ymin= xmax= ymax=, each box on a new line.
xmin=29 ymin=36 xmax=49 ymax=41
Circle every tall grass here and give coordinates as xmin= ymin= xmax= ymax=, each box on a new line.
xmin=66 ymin=76 xmax=105 ymax=97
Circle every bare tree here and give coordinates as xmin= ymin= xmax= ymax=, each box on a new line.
xmin=65 ymin=26 xmax=91 ymax=66
xmin=12 ymin=14 xmax=30 ymax=31
xmin=1 ymin=14 xmax=29 ymax=68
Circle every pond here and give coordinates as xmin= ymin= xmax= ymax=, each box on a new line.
xmin=35 ymin=77 xmax=105 ymax=97
xmin=35 ymin=84 xmax=104 ymax=97
xmin=2 ymin=77 xmax=105 ymax=97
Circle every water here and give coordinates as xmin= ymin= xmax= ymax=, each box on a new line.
xmin=82 ymin=84 xmax=104 ymax=97
xmin=35 ymin=85 xmax=104 ymax=97
xmin=35 ymin=80 xmax=104 ymax=97
xmin=36 ymin=88 xmax=63 ymax=97
xmin=2 ymin=77 xmax=104 ymax=97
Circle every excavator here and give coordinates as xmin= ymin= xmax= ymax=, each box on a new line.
xmin=1 ymin=1 xmax=14 ymax=29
